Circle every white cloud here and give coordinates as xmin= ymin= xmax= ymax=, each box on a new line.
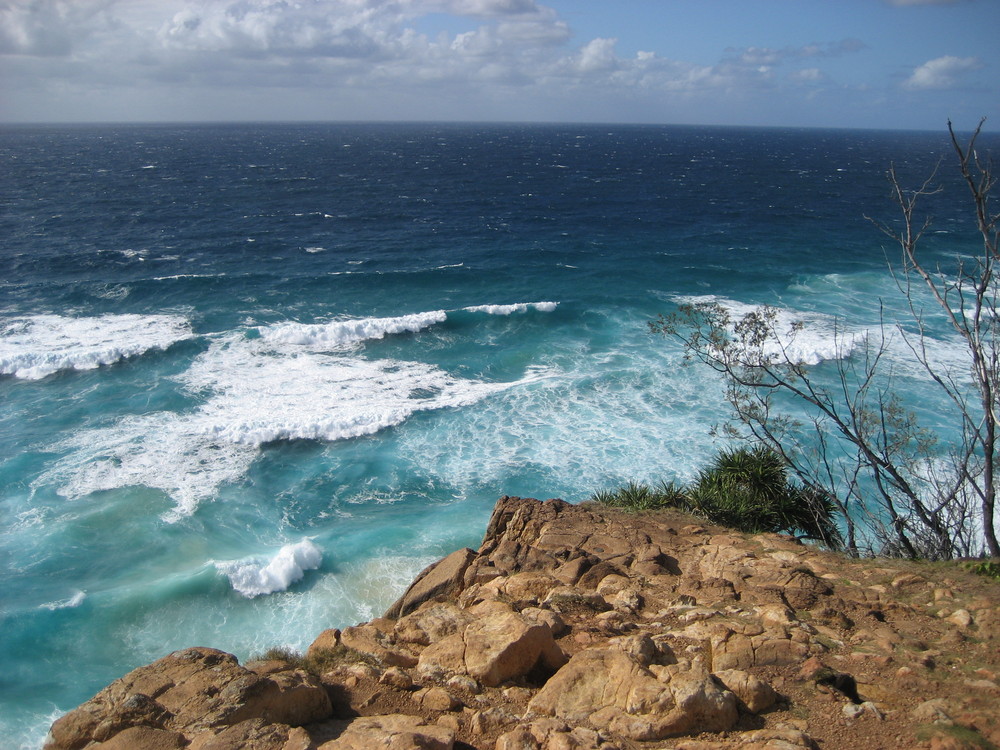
xmin=0 ymin=0 xmax=114 ymax=56
xmin=791 ymin=67 xmax=824 ymax=83
xmin=575 ymin=37 xmax=617 ymax=73
xmin=903 ymin=55 xmax=982 ymax=90
xmin=729 ymin=39 xmax=865 ymax=67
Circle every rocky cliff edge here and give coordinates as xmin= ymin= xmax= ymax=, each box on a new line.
xmin=46 ymin=496 xmax=1000 ymax=750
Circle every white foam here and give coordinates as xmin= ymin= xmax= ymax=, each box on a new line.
xmin=215 ymin=539 xmax=322 ymax=598
xmin=34 ymin=327 xmax=534 ymax=518
xmin=672 ymin=295 xmax=866 ymax=365
xmin=39 ymin=591 xmax=86 ymax=610
xmin=185 ymin=333 xmax=520 ymax=445
xmin=34 ymin=412 xmax=259 ymax=521
xmin=463 ymin=301 xmax=559 ymax=315
xmin=0 ymin=314 xmax=193 ymax=379
xmin=259 ymin=310 xmax=447 ymax=349
xmin=396 ymin=332 xmax=725 ymax=496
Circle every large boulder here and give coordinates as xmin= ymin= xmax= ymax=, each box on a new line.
xmin=385 ymin=548 xmax=477 ymax=619
xmin=418 ymin=602 xmax=567 ymax=687
xmin=45 ymin=648 xmax=332 ymax=750
xmin=527 ymin=643 xmax=738 ymax=741
xmin=316 ymin=714 xmax=454 ymax=749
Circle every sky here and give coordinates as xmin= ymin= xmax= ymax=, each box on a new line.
xmin=0 ymin=0 xmax=997 ymax=131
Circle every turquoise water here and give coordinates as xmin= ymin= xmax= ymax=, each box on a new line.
xmin=0 ymin=123 xmax=991 ymax=747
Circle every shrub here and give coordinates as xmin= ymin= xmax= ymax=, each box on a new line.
xmin=591 ymin=446 xmax=842 ymax=548
xmin=590 ymin=480 xmax=688 ymax=512
xmin=689 ymin=446 xmax=842 ymax=546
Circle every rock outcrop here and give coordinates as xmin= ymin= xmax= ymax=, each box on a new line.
xmin=47 ymin=496 xmax=1000 ymax=750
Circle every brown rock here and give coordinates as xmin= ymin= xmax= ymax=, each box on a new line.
xmin=393 ymin=602 xmax=469 ymax=647
xmin=90 ymin=726 xmax=187 ymax=750
xmin=316 ymin=714 xmax=454 ymax=749
xmin=713 ymin=669 xmax=779 ymax=714
xmin=45 ymin=648 xmax=331 ymax=750
xmin=527 ymin=644 xmax=738 ymax=741
xmin=911 ymin=698 xmax=952 ymax=723
xmin=468 ymin=707 xmax=518 ymax=737
xmin=385 ymin=548 xmax=477 ymax=619
xmin=675 ymin=727 xmax=818 ymax=749
xmin=496 ymin=717 xmax=618 ymax=749
xmin=418 ymin=604 xmax=566 ymax=687
xmin=340 ymin=623 xmax=418 ymax=668
xmin=379 ymin=666 xmax=414 ymax=690
xmin=187 ymin=719 xmax=310 ymax=750
xmin=414 ymin=686 xmax=461 ymax=711
xmin=306 ymin=628 xmax=341 ymax=660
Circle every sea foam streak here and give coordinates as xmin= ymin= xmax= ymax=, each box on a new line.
xmin=673 ymin=295 xmax=867 ymax=365
xmin=39 ymin=591 xmax=86 ymax=610
xmin=0 ymin=314 xmax=193 ymax=379
xmin=34 ymin=412 xmax=259 ymax=521
xmin=34 ymin=311 xmax=542 ymax=519
xmin=185 ymin=333 xmax=517 ymax=445
xmin=215 ymin=539 xmax=322 ymax=597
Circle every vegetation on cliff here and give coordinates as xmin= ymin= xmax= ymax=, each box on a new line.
xmin=592 ymin=445 xmax=841 ymax=548
xmin=47 ymin=496 xmax=1000 ymax=750
xmin=654 ymin=120 xmax=999 ymax=561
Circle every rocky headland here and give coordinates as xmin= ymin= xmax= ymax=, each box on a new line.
xmin=46 ymin=496 xmax=1000 ymax=750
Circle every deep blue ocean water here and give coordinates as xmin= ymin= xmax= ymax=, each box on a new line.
xmin=1 ymin=122 xmax=994 ymax=747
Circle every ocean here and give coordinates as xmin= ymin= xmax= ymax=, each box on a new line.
xmin=0 ymin=122 xmax=992 ymax=747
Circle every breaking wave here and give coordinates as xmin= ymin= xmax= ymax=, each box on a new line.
xmin=0 ymin=314 xmax=193 ymax=380
xmin=215 ymin=539 xmax=322 ymax=598
xmin=672 ymin=295 xmax=868 ymax=365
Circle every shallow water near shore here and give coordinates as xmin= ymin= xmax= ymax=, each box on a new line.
xmin=1 ymin=122 xmax=994 ymax=747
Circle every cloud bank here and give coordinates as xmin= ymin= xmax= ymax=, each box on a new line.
xmin=903 ymin=55 xmax=982 ymax=90
xmin=0 ymin=0 xmax=994 ymax=128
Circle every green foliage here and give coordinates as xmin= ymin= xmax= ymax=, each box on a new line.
xmin=915 ymin=723 xmax=998 ymax=750
xmin=688 ymin=446 xmax=842 ymax=546
xmin=305 ymin=644 xmax=380 ymax=672
xmin=961 ymin=559 xmax=1000 ymax=580
xmin=590 ymin=480 xmax=688 ymax=512
xmin=591 ymin=446 xmax=842 ymax=548
xmin=248 ymin=646 xmax=308 ymax=670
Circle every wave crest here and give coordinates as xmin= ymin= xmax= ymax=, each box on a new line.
xmin=0 ymin=314 xmax=192 ymax=380
xmin=260 ymin=310 xmax=447 ymax=349
xmin=673 ymin=295 xmax=866 ymax=365
xmin=462 ymin=301 xmax=559 ymax=315
xmin=215 ymin=539 xmax=322 ymax=598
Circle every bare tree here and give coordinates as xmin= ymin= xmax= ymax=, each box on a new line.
xmin=870 ymin=119 xmax=999 ymax=556
xmin=654 ymin=120 xmax=997 ymax=560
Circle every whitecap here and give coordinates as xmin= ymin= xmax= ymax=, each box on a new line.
xmin=259 ymin=310 xmax=447 ymax=349
xmin=671 ymin=295 xmax=866 ymax=365
xmin=184 ymin=333 xmax=517 ymax=445
xmin=39 ymin=591 xmax=86 ymax=610
xmin=462 ymin=301 xmax=559 ymax=316
xmin=33 ymin=411 xmax=258 ymax=521
xmin=34 ymin=328 xmax=534 ymax=519
xmin=215 ymin=539 xmax=322 ymax=598
xmin=0 ymin=314 xmax=193 ymax=380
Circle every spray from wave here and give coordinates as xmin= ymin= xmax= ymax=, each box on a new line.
xmin=214 ymin=539 xmax=322 ymax=598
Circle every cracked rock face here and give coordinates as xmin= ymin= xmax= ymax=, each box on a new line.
xmin=46 ymin=495 xmax=1000 ymax=750
xmin=46 ymin=647 xmax=331 ymax=750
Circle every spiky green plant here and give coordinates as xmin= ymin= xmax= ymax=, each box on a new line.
xmin=590 ymin=480 xmax=689 ymax=512
xmin=688 ymin=446 xmax=841 ymax=546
